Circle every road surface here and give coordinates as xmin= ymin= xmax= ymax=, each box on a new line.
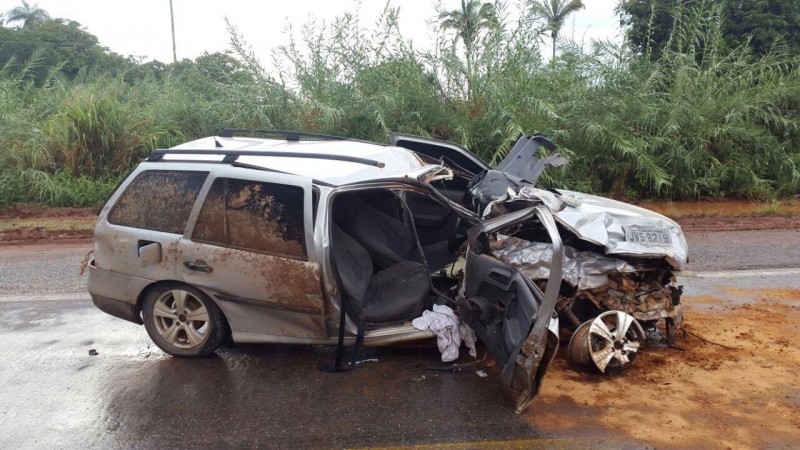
xmin=1 ymin=229 xmax=799 ymax=448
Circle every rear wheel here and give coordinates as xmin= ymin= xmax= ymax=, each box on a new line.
xmin=142 ymin=283 xmax=228 ymax=357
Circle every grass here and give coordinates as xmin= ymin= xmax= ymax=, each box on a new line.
xmin=0 ymin=2 xmax=799 ymax=206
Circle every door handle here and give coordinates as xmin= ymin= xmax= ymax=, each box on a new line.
xmin=184 ymin=260 xmax=213 ymax=273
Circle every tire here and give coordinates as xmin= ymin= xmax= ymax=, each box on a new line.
xmin=142 ymin=282 xmax=229 ymax=357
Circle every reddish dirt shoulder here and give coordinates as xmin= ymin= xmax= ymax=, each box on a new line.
xmin=533 ymin=289 xmax=800 ymax=449
xmin=676 ymin=215 xmax=800 ymax=232
xmin=1 ymin=202 xmax=799 ymax=244
xmin=0 ymin=205 xmax=96 ymax=245
xmin=0 ymin=204 xmax=98 ymax=220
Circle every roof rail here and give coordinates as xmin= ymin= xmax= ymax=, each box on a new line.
xmin=146 ymin=149 xmax=385 ymax=168
xmin=218 ymin=128 xmax=351 ymax=141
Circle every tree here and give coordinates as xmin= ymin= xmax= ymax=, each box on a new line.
xmin=529 ymin=0 xmax=585 ymax=61
xmin=0 ymin=18 xmax=131 ymax=82
xmin=438 ymin=0 xmax=498 ymax=72
xmin=720 ymin=0 xmax=800 ymax=55
xmin=619 ymin=0 xmax=800 ymax=57
xmin=4 ymin=1 xmax=50 ymax=28
xmin=617 ymin=0 xmax=677 ymax=58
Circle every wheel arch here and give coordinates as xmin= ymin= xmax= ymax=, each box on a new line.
xmin=136 ymin=280 xmax=232 ymax=333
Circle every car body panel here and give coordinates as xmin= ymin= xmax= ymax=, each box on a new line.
xmin=391 ymin=133 xmax=489 ymax=176
xmin=170 ymin=136 xmax=438 ymax=186
xmin=398 ymin=133 xmax=688 ymax=269
xmin=552 ymin=189 xmax=688 ymax=269
xmin=176 ymin=166 xmax=328 ymax=339
xmin=92 ymin=163 xmax=208 ymax=282
xmin=459 ymin=206 xmax=563 ymax=411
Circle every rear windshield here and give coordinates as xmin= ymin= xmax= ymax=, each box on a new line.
xmin=108 ymin=170 xmax=209 ymax=234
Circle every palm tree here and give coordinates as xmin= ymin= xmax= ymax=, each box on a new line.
xmin=438 ymin=0 xmax=498 ymax=59
xmin=529 ymin=0 xmax=585 ymax=62
xmin=438 ymin=0 xmax=498 ymax=98
xmin=4 ymin=1 xmax=50 ymax=28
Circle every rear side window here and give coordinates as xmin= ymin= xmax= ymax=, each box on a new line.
xmin=192 ymin=178 xmax=307 ymax=260
xmin=108 ymin=170 xmax=208 ymax=234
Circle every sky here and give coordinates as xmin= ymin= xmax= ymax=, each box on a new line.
xmin=0 ymin=0 xmax=624 ymax=63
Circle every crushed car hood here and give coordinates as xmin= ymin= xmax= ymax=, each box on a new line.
xmin=552 ymin=190 xmax=688 ymax=270
xmin=392 ymin=133 xmax=688 ymax=269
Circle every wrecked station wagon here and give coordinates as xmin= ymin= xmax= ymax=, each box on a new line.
xmin=87 ymin=129 xmax=688 ymax=412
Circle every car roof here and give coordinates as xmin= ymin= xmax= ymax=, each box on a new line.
xmin=165 ymin=136 xmax=438 ymax=186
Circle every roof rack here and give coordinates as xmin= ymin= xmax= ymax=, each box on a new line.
xmin=146 ymin=149 xmax=385 ymax=168
xmin=218 ymin=128 xmax=351 ymax=141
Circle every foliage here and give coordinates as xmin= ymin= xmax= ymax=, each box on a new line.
xmin=0 ymin=1 xmax=798 ymax=207
xmin=720 ymin=0 xmax=800 ymax=55
xmin=0 ymin=169 xmax=118 ymax=206
xmin=0 ymin=17 xmax=131 ymax=82
xmin=438 ymin=0 xmax=499 ymax=62
xmin=528 ymin=0 xmax=585 ymax=61
xmin=619 ymin=0 xmax=800 ymax=58
xmin=3 ymin=0 xmax=49 ymax=28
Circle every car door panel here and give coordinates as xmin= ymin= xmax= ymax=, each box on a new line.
xmin=178 ymin=168 xmax=327 ymax=340
xmin=458 ymin=206 xmax=563 ymax=413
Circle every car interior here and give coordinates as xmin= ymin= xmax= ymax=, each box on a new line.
xmin=330 ymin=189 xmax=467 ymax=325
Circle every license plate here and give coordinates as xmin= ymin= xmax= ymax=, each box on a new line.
xmin=623 ymin=226 xmax=672 ymax=245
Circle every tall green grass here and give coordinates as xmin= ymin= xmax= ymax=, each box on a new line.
xmin=0 ymin=1 xmax=798 ymax=206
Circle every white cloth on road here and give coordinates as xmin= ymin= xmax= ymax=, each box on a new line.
xmin=412 ymin=304 xmax=477 ymax=362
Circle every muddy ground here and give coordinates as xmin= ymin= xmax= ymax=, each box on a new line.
xmin=0 ymin=205 xmax=97 ymax=243
xmin=533 ymin=288 xmax=800 ymax=449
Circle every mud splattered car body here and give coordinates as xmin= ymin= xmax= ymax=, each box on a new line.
xmin=88 ymin=129 xmax=685 ymax=411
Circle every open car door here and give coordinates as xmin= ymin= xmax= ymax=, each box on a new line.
xmin=458 ymin=206 xmax=563 ymax=413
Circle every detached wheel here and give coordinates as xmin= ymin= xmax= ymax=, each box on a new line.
xmin=142 ymin=283 xmax=228 ymax=357
xmin=567 ymin=310 xmax=645 ymax=373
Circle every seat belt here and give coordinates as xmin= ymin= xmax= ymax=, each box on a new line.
xmin=318 ymin=258 xmax=365 ymax=372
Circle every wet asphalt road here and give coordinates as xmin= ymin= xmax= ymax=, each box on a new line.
xmin=685 ymin=228 xmax=800 ymax=271
xmin=1 ymin=230 xmax=799 ymax=448
xmin=0 ymin=299 xmax=544 ymax=448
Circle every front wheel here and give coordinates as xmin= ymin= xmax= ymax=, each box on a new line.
xmin=142 ymin=283 xmax=228 ymax=357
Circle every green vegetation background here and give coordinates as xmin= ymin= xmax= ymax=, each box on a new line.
xmin=0 ymin=0 xmax=798 ymax=206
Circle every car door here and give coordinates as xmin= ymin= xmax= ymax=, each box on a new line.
xmin=458 ymin=206 xmax=564 ymax=413
xmin=177 ymin=166 xmax=327 ymax=341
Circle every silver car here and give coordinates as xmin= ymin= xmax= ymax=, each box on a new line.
xmin=88 ymin=129 xmax=686 ymax=412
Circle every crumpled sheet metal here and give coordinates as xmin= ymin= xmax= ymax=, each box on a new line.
xmin=578 ymin=273 xmax=684 ymax=327
xmin=504 ymin=187 xmax=689 ymax=270
xmin=492 ymin=235 xmax=636 ymax=290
